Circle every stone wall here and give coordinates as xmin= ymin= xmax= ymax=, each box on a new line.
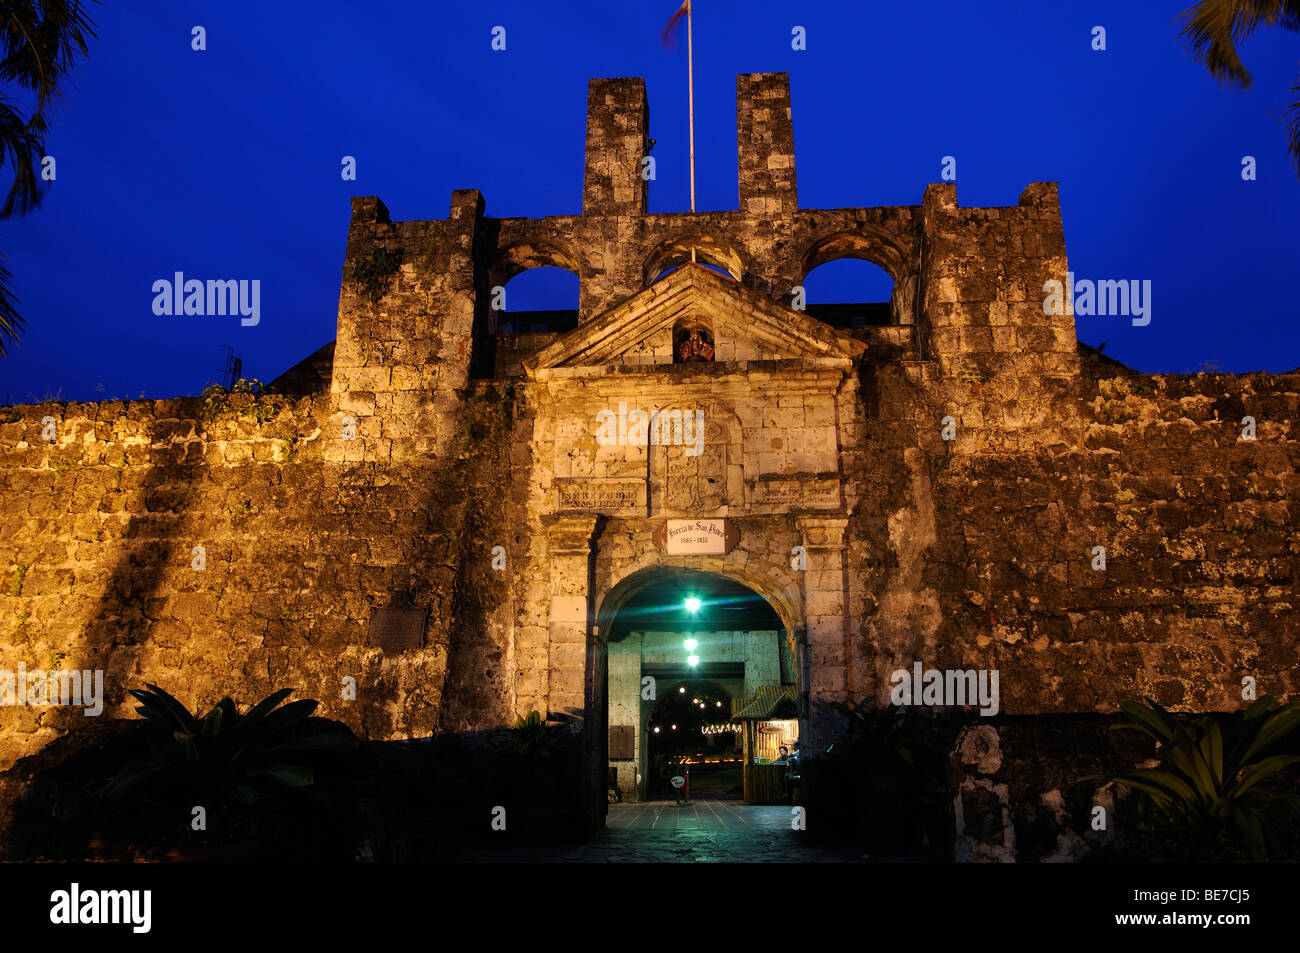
xmin=0 ymin=388 xmax=518 ymax=781
xmin=3 ymin=359 xmax=1291 ymax=845
xmin=843 ymin=359 xmax=1299 ymax=715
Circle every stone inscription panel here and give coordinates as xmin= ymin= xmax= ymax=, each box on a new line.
xmin=556 ymin=479 xmax=646 ymax=514
xmin=653 ymin=405 xmax=731 ymax=514
xmin=748 ymin=476 xmax=841 ymax=510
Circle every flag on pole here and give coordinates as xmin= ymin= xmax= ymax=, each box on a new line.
xmin=661 ymin=0 xmax=689 ymax=49
xmin=661 ymin=0 xmax=697 ymax=229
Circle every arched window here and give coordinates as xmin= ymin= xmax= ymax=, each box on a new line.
xmin=644 ymin=234 xmax=745 ymax=287
xmin=798 ymin=229 xmax=913 ymax=327
xmin=488 ymin=240 xmax=582 ymax=334
xmin=497 ymin=266 xmax=580 ymax=334
xmin=800 ymin=258 xmax=894 ymax=328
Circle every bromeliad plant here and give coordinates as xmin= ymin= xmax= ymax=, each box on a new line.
xmin=824 ymin=698 xmax=953 ymax=852
xmin=826 ymin=697 xmax=944 ymax=768
xmin=491 ymin=710 xmax=578 ymax=770
xmin=102 ymin=684 xmax=358 ymax=807
xmin=1101 ymin=695 xmax=1300 ymax=860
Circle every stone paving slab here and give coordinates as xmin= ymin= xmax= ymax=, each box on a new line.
xmin=459 ymin=829 xmax=872 ymax=863
xmin=457 ymin=799 xmax=876 ymax=863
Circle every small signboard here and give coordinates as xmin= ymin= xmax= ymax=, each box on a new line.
xmin=609 ymin=725 xmax=635 ymax=760
xmin=653 ymin=519 xmax=739 ymax=555
xmin=366 ymin=607 xmax=427 ymax=650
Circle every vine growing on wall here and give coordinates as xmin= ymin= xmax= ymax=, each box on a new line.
xmin=343 ymin=247 xmax=403 ymax=303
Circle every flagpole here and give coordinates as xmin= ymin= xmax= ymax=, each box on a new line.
xmin=687 ymin=0 xmax=696 ymax=262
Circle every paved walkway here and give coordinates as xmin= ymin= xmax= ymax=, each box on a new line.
xmin=457 ymin=798 xmax=875 ymax=863
xmin=606 ymin=799 xmax=797 ymax=832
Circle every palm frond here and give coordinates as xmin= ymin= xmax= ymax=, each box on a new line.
xmin=0 ymin=1 xmax=99 ymax=107
xmin=0 ymin=2 xmax=98 ymax=354
xmin=1284 ymin=68 xmax=1300 ymax=173
xmin=1175 ymin=1 xmax=1300 ymax=177
xmin=0 ymin=250 xmax=23 ymax=357
xmin=1175 ymin=0 xmax=1300 ymax=86
xmin=1098 ymin=695 xmax=1300 ymax=858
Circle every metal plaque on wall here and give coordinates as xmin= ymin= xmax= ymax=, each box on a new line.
xmin=366 ymin=607 xmax=427 ymax=650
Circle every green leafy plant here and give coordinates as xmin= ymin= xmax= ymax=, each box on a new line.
xmin=50 ymin=452 xmax=82 ymax=479
xmin=827 ymin=697 xmax=941 ymax=767
xmin=201 ymin=378 xmax=276 ymax=424
xmin=343 ymin=247 xmax=403 ymax=303
xmin=957 ymin=363 xmax=996 ymax=384
xmin=103 ymin=684 xmax=358 ymax=807
xmin=491 ymin=710 xmax=576 ymax=769
xmin=1097 ymin=695 xmax=1300 ymax=860
xmin=823 ymin=698 xmax=952 ymax=852
xmin=0 ymin=2 xmax=99 ymax=356
xmin=1177 ymin=0 xmax=1300 ymax=178
xmin=439 ymin=528 xmax=459 ymax=568
xmin=489 ymin=381 xmax=514 ymax=424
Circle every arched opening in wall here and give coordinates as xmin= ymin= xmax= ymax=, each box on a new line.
xmin=497 ymin=266 xmax=580 ymax=335
xmin=602 ymin=568 xmax=797 ymax=807
xmin=643 ymin=234 xmax=746 ymax=287
xmin=799 ymin=231 xmax=913 ymax=330
xmin=477 ymin=239 xmax=582 ymax=378
xmin=801 ymin=258 xmax=895 ymax=329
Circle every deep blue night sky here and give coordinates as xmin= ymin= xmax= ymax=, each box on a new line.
xmin=1 ymin=1 xmax=1297 ymax=403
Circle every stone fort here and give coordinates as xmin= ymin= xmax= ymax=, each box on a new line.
xmin=1 ymin=73 xmax=1296 ymax=860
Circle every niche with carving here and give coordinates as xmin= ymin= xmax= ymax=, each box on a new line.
xmin=673 ymin=320 xmax=714 ymax=363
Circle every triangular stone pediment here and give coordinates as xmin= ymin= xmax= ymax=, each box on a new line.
xmin=523 ymin=264 xmax=865 ymax=374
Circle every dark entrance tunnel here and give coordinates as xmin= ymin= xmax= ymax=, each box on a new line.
xmin=602 ymin=569 xmax=794 ymax=804
xmin=646 ymin=680 xmax=738 ymax=799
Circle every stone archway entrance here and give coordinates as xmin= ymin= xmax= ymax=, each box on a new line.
xmin=599 ymin=567 xmax=794 ymax=804
xmin=540 ymin=516 xmax=852 ymax=834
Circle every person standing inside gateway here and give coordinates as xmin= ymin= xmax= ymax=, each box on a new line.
xmin=784 ymin=743 xmax=802 ymax=803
